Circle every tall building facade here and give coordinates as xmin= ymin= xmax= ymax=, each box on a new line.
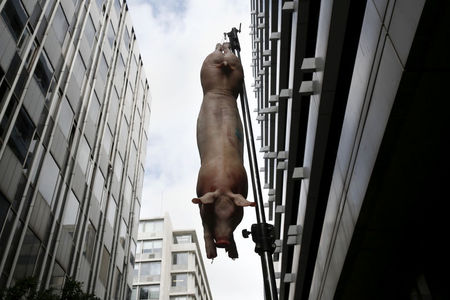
xmin=132 ymin=216 xmax=213 ymax=300
xmin=0 ymin=0 xmax=150 ymax=299
xmin=250 ymin=0 xmax=449 ymax=299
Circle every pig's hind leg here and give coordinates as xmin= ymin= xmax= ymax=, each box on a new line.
xmin=226 ymin=235 xmax=239 ymax=259
xmin=203 ymin=225 xmax=217 ymax=259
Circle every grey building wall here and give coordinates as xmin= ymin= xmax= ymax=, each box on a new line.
xmin=0 ymin=0 xmax=150 ymax=299
xmin=250 ymin=0 xmax=449 ymax=299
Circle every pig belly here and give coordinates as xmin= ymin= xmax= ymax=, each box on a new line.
xmin=196 ymin=93 xmax=247 ymax=195
xmin=196 ymin=159 xmax=248 ymax=198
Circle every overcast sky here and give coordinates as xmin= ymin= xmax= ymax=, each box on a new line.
xmin=127 ymin=0 xmax=265 ymax=299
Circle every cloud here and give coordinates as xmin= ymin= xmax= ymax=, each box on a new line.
xmin=128 ymin=0 xmax=265 ymax=299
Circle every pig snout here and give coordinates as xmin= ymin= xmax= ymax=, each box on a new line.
xmin=214 ymin=238 xmax=230 ymax=248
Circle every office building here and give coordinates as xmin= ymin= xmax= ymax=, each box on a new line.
xmin=250 ymin=0 xmax=449 ymax=299
xmin=132 ymin=216 xmax=213 ymax=300
xmin=0 ymin=0 xmax=150 ymax=299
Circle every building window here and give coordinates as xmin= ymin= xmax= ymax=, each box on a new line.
xmin=77 ymin=136 xmax=91 ymax=174
xmin=138 ymin=220 xmax=163 ymax=235
xmin=34 ymin=50 xmax=54 ymax=95
xmin=12 ymin=228 xmax=42 ymax=280
xmin=84 ymin=14 xmax=96 ymax=47
xmin=57 ymin=96 xmax=74 ymax=139
xmin=119 ymin=218 xmax=127 ymax=248
xmin=53 ymin=4 xmax=68 ymax=44
xmin=38 ymin=152 xmax=60 ymax=206
xmin=174 ymin=234 xmax=192 ymax=244
xmin=106 ymin=195 xmax=117 ymax=227
xmin=139 ymin=261 xmax=161 ymax=282
xmin=139 ymin=285 xmax=159 ymax=300
xmin=96 ymin=0 xmax=104 ymax=10
xmin=8 ymin=106 xmax=36 ymax=164
xmin=131 ymin=287 xmax=137 ymax=300
xmin=61 ymin=190 xmax=79 ymax=238
xmin=83 ymin=221 xmax=96 ymax=264
xmin=123 ymin=28 xmax=131 ymax=49
xmin=107 ymin=20 xmax=115 ymax=48
xmin=98 ymin=246 xmax=110 ymax=286
xmin=49 ymin=262 xmax=65 ymax=291
xmin=114 ymin=153 xmax=123 ymax=182
xmin=73 ymin=51 xmax=86 ymax=86
xmin=172 ymin=252 xmax=188 ymax=268
xmin=98 ymin=52 xmax=108 ymax=83
xmin=140 ymin=239 xmax=162 ymax=259
xmin=171 ymin=273 xmax=188 ymax=292
xmin=1 ymin=0 xmax=28 ymax=40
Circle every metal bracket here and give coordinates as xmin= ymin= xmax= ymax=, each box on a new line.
xmin=279 ymin=89 xmax=293 ymax=99
xmin=292 ymin=167 xmax=307 ymax=180
xmin=242 ymin=223 xmax=276 ymax=256
xmin=269 ymin=32 xmax=281 ymax=40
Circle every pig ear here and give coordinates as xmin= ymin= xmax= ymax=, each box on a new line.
xmin=192 ymin=191 xmax=218 ymax=205
xmin=232 ymin=194 xmax=256 ymax=207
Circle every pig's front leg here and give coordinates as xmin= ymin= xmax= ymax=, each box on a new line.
xmin=226 ymin=235 xmax=239 ymax=259
xmin=203 ymin=224 xmax=217 ymax=259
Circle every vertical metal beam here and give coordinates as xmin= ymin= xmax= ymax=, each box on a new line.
xmin=227 ymin=26 xmax=278 ymax=300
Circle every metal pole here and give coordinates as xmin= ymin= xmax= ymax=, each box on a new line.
xmin=226 ymin=26 xmax=278 ymax=300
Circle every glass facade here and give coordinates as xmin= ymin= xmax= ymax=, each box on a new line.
xmin=0 ymin=1 xmax=150 ymax=299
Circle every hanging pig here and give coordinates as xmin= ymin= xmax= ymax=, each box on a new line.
xmin=193 ymin=43 xmax=255 ymax=259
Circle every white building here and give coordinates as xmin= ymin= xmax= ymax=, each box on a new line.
xmin=131 ymin=216 xmax=213 ymax=300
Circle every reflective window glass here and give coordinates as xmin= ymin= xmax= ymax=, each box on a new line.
xmin=96 ymin=0 xmax=104 ymax=10
xmin=102 ymin=126 xmax=113 ymax=156
xmin=171 ymin=273 xmax=187 ymax=288
xmin=1 ymin=0 xmax=28 ymax=40
xmin=172 ymin=252 xmax=188 ymax=266
xmin=174 ymin=234 xmax=192 ymax=244
xmin=0 ymin=193 xmax=9 ymax=232
xmin=49 ymin=262 xmax=65 ymax=290
xmin=141 ymin=239 xmax=162 ymax=258
xmin=123 ymin=27 xmax=130 ymax=49
xmin=8 ymin=106 xmax=35 ymax=163
xmin=84 ymin=222 xmax=96 ymax=264
xmin=139 ymin=285 xmax=159 ymax=300
xmin=114 ymin=0 xmax=121 ymax=13
xmin=57 ymin=96 xmax=74 ymax=139
xmin=38 ymin=152 xmax=60 ymax=205
xmin=84 ymin=14 xmax=96 ymax=47
xmin=73 ymin=51 xmax=86 ymax=86
xmin=77 ymin=136 xmax=90 ymax=174
xmin=13 ymin=229 xmax=41 ymax=280
xmin=139 ymin=220 xmax=163 ymax=234
xmin=108 ymin=87 xmax=119 ymax=129
xmin=34 ymin=50 xmax=54 ymax=94
xmin=98 ymin=53 xmax=108 ymax=82
xmin=92 ymin=171 xmax=105 ymax=205
xmin=53 ymin=4 xmax=68 ymax=44
xmin=136 ymin=241 xmax=142 ymax=254
xmin=106 ymin=196 xmax=117 ymax=226
xmin=61 ymin=190 xmax=79 ymax=233
xmin=170 ymin=297 xmax=191 ymax=300
xmin=114 ymin=154 xmax=123 ymax=182
xmin=87 ymin=95 xmax=100 ymax=130
xmin=98 ymin=246 xmax=110 ymax=286
xmin=107 ymin=20 xmax=115 ymax=48
xmin=140 ymin=262 xmax=160 ymax=281
xmin=131 ymin=287 xmax=137 ymax=300
xmin=119 ymin=218 xmax=126 ymax=248
xmin=116 ymin=54 xmax=125 ymax=84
